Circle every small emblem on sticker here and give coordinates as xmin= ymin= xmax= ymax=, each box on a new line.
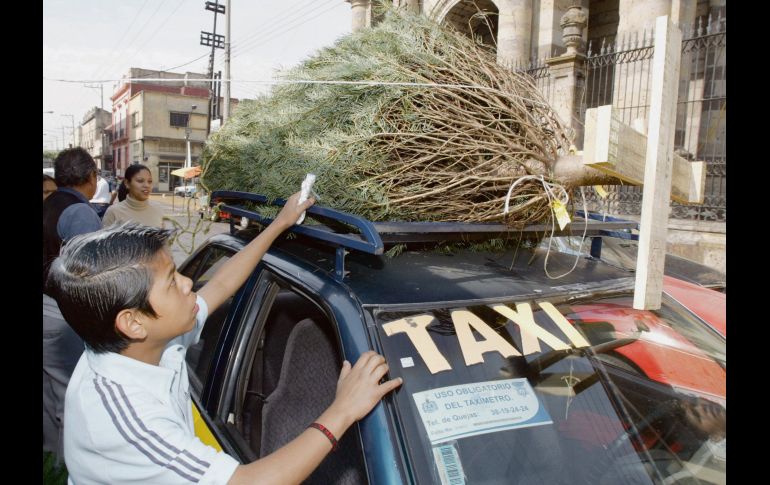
xmin=401 ymin=357 xmax=415 ymax=368
xmin=422 ymin=397 xmax=439 ymax=413
xmin=513 ymin=381 xmax=529 ymax=397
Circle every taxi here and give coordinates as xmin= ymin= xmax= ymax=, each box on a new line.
xmin=180 ymin=192 xmax=726 ymax=485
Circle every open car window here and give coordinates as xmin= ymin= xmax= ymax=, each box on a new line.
xmin=374 ymin=293 xmax=726 ymax=485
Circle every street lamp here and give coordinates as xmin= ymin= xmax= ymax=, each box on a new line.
xmin=185 ymin=105 xmax=197 ymax=168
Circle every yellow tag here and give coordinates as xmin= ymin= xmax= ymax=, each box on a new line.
xmin=593 ymin=185 xmax=608 ymax=199
xmin=552 ymin=200 xmax=571 ymax=230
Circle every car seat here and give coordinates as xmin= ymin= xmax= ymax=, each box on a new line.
xmin=260 ymin=318 xmax=366 ymax=485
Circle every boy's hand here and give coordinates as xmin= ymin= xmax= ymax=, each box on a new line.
xmin=331 ymin=351 xmax=403 ymax=425
xmin=273 ymin=191 xmax=315 ymax=230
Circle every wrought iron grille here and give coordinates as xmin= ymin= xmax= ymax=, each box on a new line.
xmin=516 ymin=14 xmax=726 ymax=222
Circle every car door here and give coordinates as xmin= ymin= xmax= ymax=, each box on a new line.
xmin=180 ymin=243 xmax=269 ymax=458
xmin=209 ymin=269 xmax=370 ymax=482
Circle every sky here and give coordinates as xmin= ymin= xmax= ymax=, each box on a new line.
xmin=42 ymin=0 xmax=352 ymax=150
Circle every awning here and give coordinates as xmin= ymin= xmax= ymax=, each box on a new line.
xmin=170 ymin=166 xmax=202 ymax=179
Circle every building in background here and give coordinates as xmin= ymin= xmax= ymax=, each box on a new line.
xmin=109 ymin=67 xmax=238 ymax=192
xmin=75 ymin=107 xmax=112 ymax=172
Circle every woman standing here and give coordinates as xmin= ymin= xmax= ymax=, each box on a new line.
xmin=103 ymin=164 xmax=164 ymax=228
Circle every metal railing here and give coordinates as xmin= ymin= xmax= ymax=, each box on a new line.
xmin=516 ymin=13 xmax=726 ymax=222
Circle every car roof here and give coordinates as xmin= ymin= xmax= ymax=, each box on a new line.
xmin=205 ymin=230 xmax=636 ymax=307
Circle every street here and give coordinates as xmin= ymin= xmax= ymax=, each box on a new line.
xmin=150 ymin=193 xmax=230 ymax=265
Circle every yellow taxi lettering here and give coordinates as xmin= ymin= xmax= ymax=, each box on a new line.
xmin=451 ymin=309 xmax=522 ymax=366
xmin=382 ymin=314 xmax=452 ymax=374
xmin=382 ymin=302 xmax=587 ymax=373
xmin=538 ymin=302 xmax=591 ymax=348
xmin=489 ymin=303 xmax=570 ymax=355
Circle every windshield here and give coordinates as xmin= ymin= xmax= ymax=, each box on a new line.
xmin=374 ymin=294 xmax=726 ymax=485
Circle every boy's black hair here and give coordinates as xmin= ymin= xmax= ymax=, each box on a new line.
xmin=46 ymin=222 xmax=175 ymax=353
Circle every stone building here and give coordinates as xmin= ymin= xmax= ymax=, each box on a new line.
xmin=345 ymin=0 xmax=726 ymax=273
xmin=75 ymin=107 xmax=112 ymax=171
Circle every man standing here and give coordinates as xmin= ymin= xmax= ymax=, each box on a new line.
xmin=89 ymin=172 xmax=112 ymax=219
xmin=43 ymin=147 xmax=101 ymax=463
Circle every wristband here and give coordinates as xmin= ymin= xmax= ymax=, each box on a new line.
xmin=309 ymin=422 xmax=338 ymax=452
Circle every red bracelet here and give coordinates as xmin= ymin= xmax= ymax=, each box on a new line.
xmin=309 ymin=422 xmax=338 ymax=452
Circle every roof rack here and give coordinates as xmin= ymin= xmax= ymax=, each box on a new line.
xmin=212 ymin=191 xmax=640 ymax=281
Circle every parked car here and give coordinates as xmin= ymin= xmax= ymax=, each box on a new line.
xmin=181 ymin=192 xmax=726 ymax=485
xmin=174 ymin=184 xmax=197 ymax=197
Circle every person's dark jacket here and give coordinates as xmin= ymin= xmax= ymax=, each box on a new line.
xmin=43 ymin=189 xmax=101 ymax=294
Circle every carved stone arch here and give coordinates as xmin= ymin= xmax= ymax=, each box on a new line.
xmin=428 ymin=0 xmax=500 ymax=51
xmin=428 ymin=0 xmax=502 ymax=24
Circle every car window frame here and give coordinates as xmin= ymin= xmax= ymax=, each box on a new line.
xmin=181 ymin=244 xmax=234 ymax=394
xmin=213 ymin=268 xmax=373 ymax=469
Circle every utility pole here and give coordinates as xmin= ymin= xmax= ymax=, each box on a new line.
xmin=223 ymin=0 xmax=231 ymax=123
xmin=201 ymin=1 xmax=225 ymax=137
xmin=62 ymin=114 xmax=75 ymax=147
xmin=84 ymin=83 xmax=104 ymax=111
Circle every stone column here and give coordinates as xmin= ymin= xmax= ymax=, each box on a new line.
xmin=617 ymin=0 xmax=671 ymax=34
xmin=496 ymin=0 xmax=534 ymax=68
xmin=545 ymin=4 xmax=588 ymax=147
xmin=536 ymin=0 xmax=575 ymax=59
xmin=348 ymin=0 xmax=371 ymax=32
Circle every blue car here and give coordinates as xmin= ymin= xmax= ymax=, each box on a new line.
xmin=181 ymin=192 xmax=726 ymax=485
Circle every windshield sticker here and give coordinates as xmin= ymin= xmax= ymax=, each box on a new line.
xmin=432 ymin=442 xmax=466 ymax=485
xmin=401 ymin=357 xmax=415 ymax=368
xmin=381 ymin=302 xmax=589 ymax=374
xmin=413 ymin=378 xmax=552 ymax=444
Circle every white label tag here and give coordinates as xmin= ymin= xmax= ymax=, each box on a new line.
xmin=401 ymin=357 xmax=415 ymax=368
xmin=432 ymin=442 xmax=466 ymax=485
xmin=412 ymin=378 xmax=552 ymax=444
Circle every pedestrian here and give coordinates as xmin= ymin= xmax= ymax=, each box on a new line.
xmin=89 ymin=172 xmax=112 ymax=219
xmin=46 ymin=193 xmax=402 ymax=484
xmin=114 ymin=176 xmax=127 ymax=203
xmin=103 ymin=164 xmax=164 ymax=228
xmin=43 ymin=173 xmax=57 ymax=202
xmin=43 ymin=147 xmax=102 ymax=464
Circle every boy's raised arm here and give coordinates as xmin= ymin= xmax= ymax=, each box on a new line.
xmin=197 ymin=191 xmax=314 ymax=313
xmin=228 ymin=351 xmax=402 ymax=485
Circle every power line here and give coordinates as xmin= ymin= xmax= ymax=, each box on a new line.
xmin=83 ymin=0 xmax=152 ymax=82
xmin=91 ymin=0 xmax=168 ymax=83
xmin=228 ymin=1 xmax=343 ymax=63
xmin=227 ymin=0 xmax=322 ymax=52
xmin=134 ymin=53 xmax=211 ymax=79
xmin=212 ymin=0 xmax=339 ymax=71
xmin=122 ymin=0 xmax=190 ymax=72
xmin=72 ymin=0 xmax=168 ymax=111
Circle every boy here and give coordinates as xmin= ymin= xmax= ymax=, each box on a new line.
xmin=47 ymin=192 xmax=402 ymax=484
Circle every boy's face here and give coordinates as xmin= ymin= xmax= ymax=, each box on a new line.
xmin=144 ymin=249 xmax=199 ymax=341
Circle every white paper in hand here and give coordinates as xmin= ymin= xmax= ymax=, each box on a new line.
xmin=296 ymin=173 xmax=316 ymax=225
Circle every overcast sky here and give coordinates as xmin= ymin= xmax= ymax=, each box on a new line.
xmin=43 ymin=0 xmax=352 ymax=150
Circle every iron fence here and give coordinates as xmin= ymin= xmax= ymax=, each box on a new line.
xmin=517 ymin=13 xmax=726 ymax=222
